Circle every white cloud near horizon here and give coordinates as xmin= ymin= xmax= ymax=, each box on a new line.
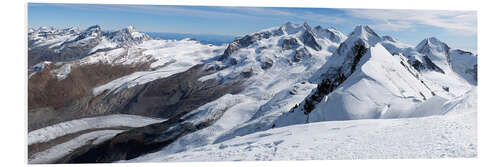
xmin=346 ymin=9 xmax=477 ymax=35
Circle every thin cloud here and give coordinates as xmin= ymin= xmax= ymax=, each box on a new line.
xmin=346 ymin=9 xmax=477 ymax=35
xmin=371 ymin=20 xmax=412 ymax=31
xmin=219 ymin=7 xmax=346 ymax=24
xmin=46 ymin=3 xmax=261 ymax=20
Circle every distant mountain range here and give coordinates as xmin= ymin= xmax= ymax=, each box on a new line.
xmin=145 ymin=32 xmax=235 ymax=45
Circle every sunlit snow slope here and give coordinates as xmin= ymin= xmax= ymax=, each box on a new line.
xmin=128 ymin=89 xmax=476 ymax=162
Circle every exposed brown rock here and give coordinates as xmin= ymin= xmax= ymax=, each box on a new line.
xmin=28 ymin=62 xmax=150 ymax=109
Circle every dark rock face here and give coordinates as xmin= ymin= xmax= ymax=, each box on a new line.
xmin=301 ymin=23 xmax=322 ymax=51
xmin=259 ymin=56 xmax=273 ymax=70
xmin=281 ymin=38 xmax=300 ymax=50
xmin=466 ymin=64 xmax=478 ymax=81
xmin=423 ymin=56 xmax=445 ymax=74
xmin=410 ymin=59 xmax=425 ymax=72
xmin=336 ymin=39 xmax=369 ymax=76
xmin=293 ymin=47 xmax=311 ymax=62
xmin=350 ymin=44 xmax=367 ymax=74
xmin=220 ymin=31 xmax=273 ymax=61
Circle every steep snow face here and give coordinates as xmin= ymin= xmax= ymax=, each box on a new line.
xmin=276 ymin=44 xmax=435 ymax=125
xmin=449 ymin=49 xmax=477 ymax=85
xmin=313 ymin=25 xmax=383 ymax=81
xmin=416 ymin=37 xmax=452 ymax=72
xmin=128 ymin=89 xmax=476 ymax=162
xmin=381 ymin=36 xmax=476 ymax=97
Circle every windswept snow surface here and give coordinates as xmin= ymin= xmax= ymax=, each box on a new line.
xmin=29 ymin=130 xmax=124 ymax=164
xmin=28 ymin=114 xmax=165 ymax=145
xmin=128 ymin=89 xmax=476 ymax=162
xmin=91 ymin=39 xmax=226 ymax=96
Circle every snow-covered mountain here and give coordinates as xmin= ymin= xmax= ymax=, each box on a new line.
xmin=27 ymin=22 xmax=477 ymax=163
xmin=28 ymin=25 xmax=153 ymax=67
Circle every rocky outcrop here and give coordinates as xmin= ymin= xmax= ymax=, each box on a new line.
xmin=301 ymin=23 xmax=322 ymax=51
xmin=220 ymin=31 xmax=273 ymax=62
xmin=292 ymin=47 xmax=311 ymax=62
xmin=281 ymin=38 xmax=300 ymax=50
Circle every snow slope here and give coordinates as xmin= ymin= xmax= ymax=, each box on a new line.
xmin=381 ymin=36 xmax=476 ymax=98
xmin=128 ymin=89 xmax=476 ymax=162
xmin=311 ymin=43 xmax=434 ymax=120
xmin=28 ymin=114 xmax=165 ymax=145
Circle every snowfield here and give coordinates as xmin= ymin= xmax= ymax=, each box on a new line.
xmin=90 ymin=39 xmax=226 ymax=96
xmin=28 ymin=114 xmax=165 ymax=145
xmin=128 ymin=89 xmax=476 ymax=162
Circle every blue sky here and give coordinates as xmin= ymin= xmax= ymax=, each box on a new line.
xmin=28 ymin=3 xmax=477 ymax=51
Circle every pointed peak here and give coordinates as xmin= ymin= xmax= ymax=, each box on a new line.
xmin=426 ymin=37 xmax=442 ymax=44
xmin=417 ymin=37 xmax=446 ymax=47
xmin=416 ymin=37 xmax=449 ymax=51
xmin=345 ymin=25 xmax=381 ymax=46
xmin=278 ymin=22 xmax=304 ymax=35
xmin=351 ymin=25 xmax=378 ymax=37
xmin=303 ymin=22 xmax=311 ymax=28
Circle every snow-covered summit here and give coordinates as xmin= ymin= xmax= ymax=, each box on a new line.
xmin=348 ymin=25 xmax=382 ymax=46
xmin=207 ymin=22 xmax=346 ymax=82
xmin=417 ymin=37 xmax=451 ymax=54
xmin=106 ymin=25 xmax=151 ymax=46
